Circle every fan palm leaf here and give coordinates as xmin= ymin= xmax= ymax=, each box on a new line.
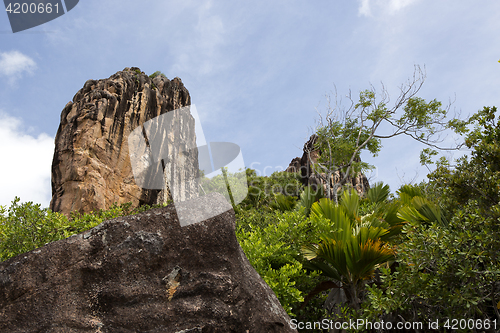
xmin=298 ymin=185 xmax=324 ymax=216
xmin=271 ymin=193 xmax=297 ymax=212
xmin=397 ymin=194 xmax=448 ymax=226
xmin=367 ymin=182 xmax=391 ymax=204
xmin=310 ymin=198 xmax=349 ymax=228
xmin=302 ymin=193 xmax=397 ymax=309
xmin=340 ymin=189 xmax=360 ymax=220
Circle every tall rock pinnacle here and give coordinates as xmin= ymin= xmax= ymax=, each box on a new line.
xmin=50 ymin=67 xmax=198 ymax=216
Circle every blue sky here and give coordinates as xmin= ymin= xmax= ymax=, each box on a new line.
xmin=0 ymin=0 xmax=499 ymax=208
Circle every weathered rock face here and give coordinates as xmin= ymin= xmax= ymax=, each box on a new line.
xmin=286 ymin=134 xmax=369 ymax=197
xmin=286 ymin=157 xmax=302 ymax=174
xmin=0 ymin=193 xmax=296 ymax=332
xmin=50 ymin=67 xmax=198 ymax=216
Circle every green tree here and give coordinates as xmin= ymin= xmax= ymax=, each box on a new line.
xmin=426 ymin=106 xmax=500 ymax=215
xmin=234 ymin=168 xmax=303 ymax=213
xmin=363 ymin=107 xmax=500 ymax=325
xmin=0 ymin=198 xmax=68 ymax=261
xmin=364 ymin=197 xmax=500 ymax=324
xmin=310 ymin=66 xmax=463 ymax=203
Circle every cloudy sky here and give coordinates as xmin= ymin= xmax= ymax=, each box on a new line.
xmin=0 ymin=0 xmax=499 ymax=208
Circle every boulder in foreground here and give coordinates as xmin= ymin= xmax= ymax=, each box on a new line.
xmin=0 ymin=193 xmax=296 ymax=333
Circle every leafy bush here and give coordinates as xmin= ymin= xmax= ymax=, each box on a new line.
xmin=0 ymin=198 xmax=162 ymax=262
xmin=239 ymin=169 xmax=303 ymax=210
xmin=270 ymin=193 xmax=298 ymax=212
xmin=198 ymin=168 xmax=303 ymax=215
xmin=198 ymin=168 xmax=249 ymax=211
xmin=0 ymin=198 xmax=69 ymax=262
xmin=363 ymin=203 xmax=500 ymax=324
xmin=236 ymin=208 xmax=323 ymax=317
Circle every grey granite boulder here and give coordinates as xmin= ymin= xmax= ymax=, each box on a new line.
xmin=0 ymin=193 xmax=296 ymax=332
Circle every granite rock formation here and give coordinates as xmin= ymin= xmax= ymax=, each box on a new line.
xmin=286 ymin=134 xmax=369 ymax=197
xmin=50 ymin=67 xmax=198 ymax=216
xmin=0 ymin=193 xmax=296 ymax=332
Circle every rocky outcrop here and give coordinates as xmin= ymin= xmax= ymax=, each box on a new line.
xmin=286 ymin=157 xmax=302 ymax=174
xmin=286 ymin=135 xmax=369 ymax=197
xmin=50 ymin=67 xmax=198 ymax=216
xmin=0 ymin=193 xmax=296 ymax=332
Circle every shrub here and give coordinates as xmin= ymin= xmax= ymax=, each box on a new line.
xmin=0 ymin=198 xmax=69 ymax=262
xmin=149 ymin=70 xmax=167 ymax=79
xmin=236 ymin=208 xmax=323 ymax=317
xmin=0 ymin=198 xmax=163 ymax=262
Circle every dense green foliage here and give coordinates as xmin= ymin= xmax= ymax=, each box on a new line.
xmin=362 ymin=106 xmax=500 ymax=328
xmin=234 ymin=104 xmax=500 ymax=329
xmin=0 ymin=198 xmax=68 ymax=262
xmin=0 ymin=199 xmax=164 ymax=262
xmin=302 ymin=189 xmax=397 ymax=311
xmin=2 ymin=103 xmax=499 ymax=332
xmin=236 ymin=208 xmax=322 ymax=316
xmin=427 ymin=106 xmax=500 ymax=215
xmin=365 ymin=204 xmax=500 ymax=323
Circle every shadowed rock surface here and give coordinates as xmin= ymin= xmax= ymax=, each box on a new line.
xmin=50 ymin=67 xmax=197 ymax=216
xmin=0 ymin=193 xmax=296 ymax=333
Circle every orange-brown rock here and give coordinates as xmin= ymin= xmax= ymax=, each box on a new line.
xmin=50 ymin=67 xmax=196 ymax=216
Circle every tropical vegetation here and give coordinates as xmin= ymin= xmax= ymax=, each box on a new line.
xmin=2 ymin=71 xmax=499 ymax=332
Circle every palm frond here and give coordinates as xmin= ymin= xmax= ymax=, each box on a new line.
xmin=298 ymin=185 xmax=324 ymax=216
xmin=310 ymin=198 xmax=353 ymax=231
xmin=271 ymin=193 xmax=297 ymax=212
xmin=397 ymin=195 xmax=447 ymax=226
xmin=367 ymin=182 xmax=390 ymax=204
xmin=397 ymin=184 xmax=422 ymax=204
xmin=397 ymin=205 xmax=426 ymax=224
xmin=411 ymin=196 xmax=448 ymax=226
xmin=348 ymin=239 xmax=394 ymax=278
xmin=340 ymin=189 xmax=359 ymax=220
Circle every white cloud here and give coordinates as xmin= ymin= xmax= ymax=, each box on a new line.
xmin=0 ymin=50 xmax=37 ymax=84
xmin=358 ymin=0 xmax=419 ymax=17
xmin=389 ymin=0 xmax=418 ymax=12
xmin=169 ymin=1 xmax=228 ymax=77
xmin=0 ymin=112 xmax=53 ymax=208
xmin=359 ymin=0 xmax=372 ymax=17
